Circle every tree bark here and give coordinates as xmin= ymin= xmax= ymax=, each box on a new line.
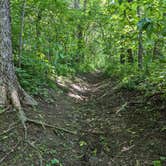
xmin=137 ymin=5 xmax=143 ymax=69
xmin=120 ymin=53 xmax=125 ymax=64
xmin=36 ymin=9 xmax=42 ymax=50
xmin=83 ymin=0 xmax=87 ymax=12
xmin=127 ymin=48 xmax=134 ymax=63
xmin=74 ymin=0 xmax=86 ymax=63
xmin=0 ymin=0 xmax=37 ymax=108
xmin=74 ymin=0 xmax=80 ymax=8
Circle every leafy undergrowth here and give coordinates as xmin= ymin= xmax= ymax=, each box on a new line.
xmin=105 ymin=60 xmax=166 ymax=108
xmin=0 ymin=72 xmax=166 ymax=166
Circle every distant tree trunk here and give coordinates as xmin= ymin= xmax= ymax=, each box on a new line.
xmin=138 ymin=30 xmax=143 ymax=68
xmin=19 ymin=0 xmax=26 ymax=68
xmin=120 ymin=54 xmax=125 ymax=64
xmin=74 ymin=0 xmax=82 ymax=62
xmin=36 ymin=9 xmax=42 ymax=50
xmin=83 ymin=0 xmax=87 ymax=12
xmin=74 ymin=0 xmax=85 ymax=63
xmin=77 ymin=25 xmax=83 ymax=60
xmin=127 ymin=48 xmax=134 ymax=63
xmin=74 ymin=0 xmax=80 ymax=8
xmin=153 ymin=41 xmax=158 ymax=59
xmin=137 ymin=6 xmax=143 ymax=69
xmin=153 ymin=40 xmax=162 ymax=60
xmin=120 ymin=48 xmax=125 ymax=64
xmin=0 ymin=0 xmax=36 ymax=108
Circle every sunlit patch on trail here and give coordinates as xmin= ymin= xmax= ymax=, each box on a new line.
xmin=71 ymin=84 xmax=88 ymax=93
xmin=56 ymin=76 xmax=90 ymax=101
xmin=68 ymin=92 xmax=84 ymax=100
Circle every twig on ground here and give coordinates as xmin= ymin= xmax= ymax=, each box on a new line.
xmin=26 ymin=118 xmax=77 ymax=135
xmin=0 ymin=122 xmax=18 ymax=137
xmin=81 ymin=129 xmax=105 ymax=135
xmin=26 ymin=140 xmax=43 ymax=166
xmin=1 ymin=105 xmax=76 ymax=166
xmin=0 ymin=140 xmax=21 ymax=164
xmin=116 ymin=102 xmax=128 ymax=114
xmin=0 ymin=106 xmax=11 ymax=115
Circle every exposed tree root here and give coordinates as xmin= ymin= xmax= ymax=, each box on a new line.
xmin=0 ymin=83 xmax=76 ymax=165
xmin=0 ymin=87 xmax=42 ymax=165
xmin=16 ymin=109 xmax=76 ymax=166
xmin=26 ymin=118 xmax=77 ymax=135
xmin=0 ymin=2 xmax=40 ymax=164
xmin=0 ymin=122 xmax=18 ymax=137
xmin=15 ymin=115 xmax=76 ymax=166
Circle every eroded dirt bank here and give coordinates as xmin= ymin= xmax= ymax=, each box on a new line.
xmin=0 ymin=73 xmax=166 ymax=166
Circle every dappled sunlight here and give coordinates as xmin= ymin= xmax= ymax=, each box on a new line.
xmin=71 ymin=83 xmax=89 ymax=93
xmin=71 ymin=84 xmax=84 ymax=92
xmin=68 ymin=92 xmax=84 ymax=100
xmin=56 ymin=78 xmax=67 ymax=88
xmin=56 ymin=75 xmax=90 ymax=101
xmin=1 ymin=0 xmax=165 ymax=164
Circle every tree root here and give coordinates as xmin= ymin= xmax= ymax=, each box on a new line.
xmin=0 ymin=122 xmax=18 ymax=137
xmin=15 ymin=116 xmax=76 ymax=166
xmin=0 ymin=113 xmax=77 ymax=165
xmin=0 ymin=85 xmax=76 ymax=165
xmin=18 ymin=112 xmax=76 ymax=166
xmin=26 ymin=118 xmax=77 ymax=135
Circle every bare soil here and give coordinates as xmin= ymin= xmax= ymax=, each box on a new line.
xmin=0 ymin=72 xmax=166 ymax=166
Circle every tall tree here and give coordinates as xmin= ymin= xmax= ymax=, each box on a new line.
xmin=19 ymin=0 xmax=26 ymax=67
xmin=0 ymin=0 xmax=36 ymax=111
xmin=137 ymin=5 xmax=143 ymax=69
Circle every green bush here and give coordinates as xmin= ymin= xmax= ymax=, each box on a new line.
xmin=15 ymin=52 xmax=56 ymax=95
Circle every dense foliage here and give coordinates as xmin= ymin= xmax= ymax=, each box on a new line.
xmin=11 ymin=0 xmax=166 ymax=97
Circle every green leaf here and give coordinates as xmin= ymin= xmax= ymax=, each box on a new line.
xmin=161 ymin=126 xmax=166 ymax=131
xmin=118 ymin=0 xmax=123 ymax=5
xmin=0 ymin=108 xmax=5 ymax=114
xmin=160 ymin=156 xmax=166 ymax=161
xmin=153 ymin=160 xmax=161 ymax=166
xmin=138 ymin=18 xmax=152 ymax=31
xmin=51 ymin=159 xmax=60 ymax=165
xmin=79 ymin=141 xmax=87 ymax=147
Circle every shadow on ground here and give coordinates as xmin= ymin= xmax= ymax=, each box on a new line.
xmin=0 ymin=72 xmax=166 ymax=166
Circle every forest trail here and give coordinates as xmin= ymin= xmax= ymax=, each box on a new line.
xmin=0 ymin=72 xmax=166 ymax=166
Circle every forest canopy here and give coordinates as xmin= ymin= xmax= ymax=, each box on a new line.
xmin=10 ymin=0 xmax=166 ymax=96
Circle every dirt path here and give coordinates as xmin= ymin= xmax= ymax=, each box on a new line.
xmin=0 ymin=73 xmax=166 ymax=166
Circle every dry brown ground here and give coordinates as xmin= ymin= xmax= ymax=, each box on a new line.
xmin=0 ymin=72 xmax=165 ymax=166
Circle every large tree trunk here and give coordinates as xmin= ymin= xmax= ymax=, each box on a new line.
xmin=0 ymin=0 xmax=36 ymax=108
